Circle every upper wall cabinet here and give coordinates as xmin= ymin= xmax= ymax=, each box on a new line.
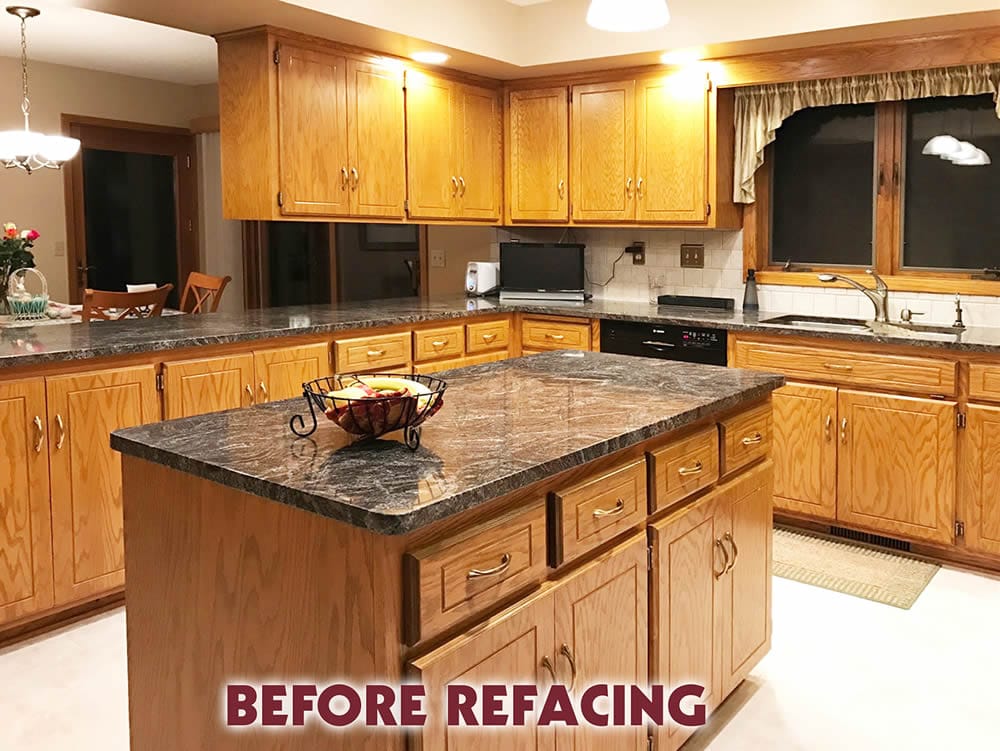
xmin=506 ymin=87 xmax=570 ymax=223
xmin=406 ymin=71 xmax=502 ymax=221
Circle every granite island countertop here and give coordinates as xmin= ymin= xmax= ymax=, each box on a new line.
xmin=5 ymin=295 xmax=1000 ymax=369
xmin=111 ymin=351 xmax=784 ymax=535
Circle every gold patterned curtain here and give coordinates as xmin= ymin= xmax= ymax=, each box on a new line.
xmin=733 ymin=63 xmax=1000 ymax=204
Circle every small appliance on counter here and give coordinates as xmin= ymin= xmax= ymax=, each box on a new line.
xmin=499 ymin=242 xmax=587 ymax=302
xmin=465 ymin=261 xmax=500 ymax=296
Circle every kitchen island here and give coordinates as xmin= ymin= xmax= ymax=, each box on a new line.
xmin=112 ymin=351 xmax=782 ymax=750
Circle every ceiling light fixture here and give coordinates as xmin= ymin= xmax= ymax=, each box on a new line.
xmin=921 ymin=134 xmax=961 ymax=157
xmin=951 ymin=148 xmax=991 ymax=166
xmin=587 ymin=0 xmax=669 ymax=32
xmin=0 ymin=7 xmax=80 ymax=173
xmin=411 ymin=51 xmax=450 ymax=65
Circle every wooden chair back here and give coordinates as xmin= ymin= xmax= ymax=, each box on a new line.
xmin=82 ymin=284 xmax=173 ymax=322
xmin=180 ymin=271 xmax=232 ymax=314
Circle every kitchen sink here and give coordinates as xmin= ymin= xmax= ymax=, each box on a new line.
xmin=759 ymin=314 xmax=871 ymax=333
xmin=868 ymin=320 xmax=965 ymax=341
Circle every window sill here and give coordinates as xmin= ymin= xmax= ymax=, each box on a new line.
xmin=754 ymin=271 xmax=1000 ymax=297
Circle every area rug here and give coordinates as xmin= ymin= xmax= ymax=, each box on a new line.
xmin=772 ymin=526 xmax=940 ymax=609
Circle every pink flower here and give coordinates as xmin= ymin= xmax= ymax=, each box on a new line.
xmin=3 ymin=222 xmax=16 ymax=239
xmin=21 ymin=229 xmax=39 ymax=242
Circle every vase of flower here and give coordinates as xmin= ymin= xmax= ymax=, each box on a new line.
xmin=0 ymin=222 xmax=39 ymax=316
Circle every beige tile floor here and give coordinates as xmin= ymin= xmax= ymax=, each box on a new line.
xmin=2 ymin=566 xmax=998 ymax=750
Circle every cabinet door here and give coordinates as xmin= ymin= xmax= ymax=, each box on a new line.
xmin=572 ymin=80 xmax=635 ymax=222
xmin=508 ymin=88 xmax=569 ymax=223
xmin=553 ymin=533 xmax=647 ymax=751
xmin=276 ymin=45 xmax=350 ymax=216
xmin=346 ymin=59 xmax=406 ymax=218
xmin=636 ymin=72 xmax=708 ymax=223
xmin=47 ymin=366 xmax=159 ymax=604
xmin=963 ymin=405 xmax=1000 ymax=555
xmin=837 ymin=390 xmax=956 ymax=544
xmin=456 ymin=83 xmax=502 ymax=220
xmin=718 ymin=461 xmax=773 ymax=697
xmin=162 ymin=354 xmax=255 ymax=419
xmin=0 ymin=378 xmax=53 ymax=625
xmin=253 ymin=343 xmax=330 ymax=403
xmin=406 ymin=71 xmax=457 ymax=219
xmin=408 ymin=592 xmax=555 ymax=751
xmin=772 ymin=383 xmax=838 ymax=519
xmin=649 ymin=492 xmax=725 ymax=751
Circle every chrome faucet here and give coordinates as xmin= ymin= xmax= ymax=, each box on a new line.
xmin=817 ymin=269 xmax=890 ymax=322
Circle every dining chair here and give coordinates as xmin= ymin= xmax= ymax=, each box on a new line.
xmin=180 ymin=271 xmax=232 ymax=314
xmin=82 ymin=284 xmax=173 ymax=322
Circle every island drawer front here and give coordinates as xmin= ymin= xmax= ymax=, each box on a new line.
xmin=466 ymin=319 xmax=510 ymax=353
xmin=548 ymin=457 xmax=647 ymax=567
xmin=521 ymin=318 xmax=591 ymax=351
xmin=402 ymin=501 xmax=547 ymax=646
xmin=413 ymin=325 xmax=465 ymax=362
xmin=334 ymin=332 xmax=411 ymax=372
xmin=970 ymin=364 xmax=1000 ymax=402
xmin=732 ymin=338 xmax=957 ymax=397
xmin=720 ymin=402 xmax=773 ymax=476
xmin=647 ymin=426 xmax=720 ymax=512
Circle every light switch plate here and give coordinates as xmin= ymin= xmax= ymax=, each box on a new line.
xmin=680 ymin=244 xmax=704 ymax=268
xmin=430 ymin=249 xmax=446 ymax=268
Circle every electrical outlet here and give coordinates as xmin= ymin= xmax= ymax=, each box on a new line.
xmin=680 ymin=243 xmax=704 ymax=268
xmin=626 ymin=241 xmax=646 ymax=266
xmin=430 ymin=249 xmax=446 ymax=268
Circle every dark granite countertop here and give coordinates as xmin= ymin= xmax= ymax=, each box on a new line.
xmin=4 ymin=295 xmax=1000 ymax=369
xmin=111 ymin=351 xmax=784 ymax=535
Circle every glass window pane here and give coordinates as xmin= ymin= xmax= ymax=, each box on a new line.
xmin=903 ymin=95 xmax=1000 ymax=271
xmin=771 ymin=104 xmax=876 ymax=267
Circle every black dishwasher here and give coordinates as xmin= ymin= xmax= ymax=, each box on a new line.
xmin=600 ymin=319 xmax=728 ymax=366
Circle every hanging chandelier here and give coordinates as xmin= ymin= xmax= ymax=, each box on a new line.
xmin=0 ymin=7 xmax=80 ymax=173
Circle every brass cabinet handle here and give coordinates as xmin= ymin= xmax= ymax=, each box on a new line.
xmin=724 ymin=532 xmax=739 ymax=573
xmin=557 ymin=179 xmax=565 ymax=198
xmin=625 ymin=177 xmax=634 ymax=198
xmin=32 ymin=415 xmax=44 ymax=453
xmin=592 ymin=498 xmax=626 ymax=518
xmin=825 ymin=415 xmax=833 ymax=442
xmin=245 ymin=383 xmax=254 ymax=404
xmin=637 ymin=177 xmax=644 ymax=199
xmin=350 ymin=167 xmax=359 ymax=190
xmin=340 ymin=167 xmax=349 ymax=190
xmin=458 ymin=176 xmax=466 ymax=196
xmin=431 ymin=340 xmax=447 ymax=348
xmin=559 ymin=644 xmax=578 ymax=690
xmin=451 ymin=176 xmax=459 ymax=196
xmin=541 ymin=656 xmax=558 ymax=685
xmin=714 ymin=538 xmax=730 ymax=579
xmin=741 ymin=432 xmax=764 ymax=446
xmin=467 ymin=553 xmax=512 ymax=580
xmin=678 ymin=461 xmax=704 ymax=477
xmin=825 ymin=363 xmax=854 ymax=371
xmin=367 ymin=349 xmax=386 ymax=357
xmin=55 ymin=414 xmax=65 ymax=450
xmin=546 ymin=333 xmax=565 ymax=341
xmin=259 ymin=381 xmax=268 ymax=401
xmin=482 ymin=332 xmax=496 ymax=342
xmin=841 ymin=417 xmax=848 ymax=444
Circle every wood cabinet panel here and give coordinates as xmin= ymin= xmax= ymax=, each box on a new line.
xmin=837 ymin=390 xmax=956 ymax=544
xmin=334 ymin=332 xmax=411 ymax=372
xmin=508 ymin=87 xmax=570 ymax=223
xmin=467 ymin=319 xmax=511 ymax=353
xmin=162 ymin=354 xmax=254 ymax=419
xmin=719 ymin=401 xmax=772 ymax=477
xmin=571 ymin=80 xmax=635 ymax=222
xmin=253 ymin=343 xmax=330 ymax=403
xmin=346 ymin=59 xmax=406 ymax=218
xmin=969 ymin=363 xmax=1000 ymax=403
xmin=47 ymin=366 xmax=159 ymax=604
xmin=964 ymin=404 xmax=1000 ymax=556
xmin=413 ymin=325 xmax=465 ymax=362
xmin=276 ymin=45 xmax=350 ymax=216
xmin=648 ymin=426 xmax=720 ymax=512
xmin=412 ymin=350 xmax=509 ymax=374
xmin=636 ymin=72 xmax=709 ymax=223
xmin=521 ymin=319 xmax=591 ymax=351
xmin=458 ymin=84 xmax=502 ymax=220
xmin=0 ymin=378 xmax=53 ymax=625
xmin=771 ymin=383 xmax=838 ymax=519
xmin=405 ymin=71 xmax=457 ymax=220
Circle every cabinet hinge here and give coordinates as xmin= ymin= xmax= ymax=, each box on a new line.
xmin=185 ymin=154 xmax=191 ymax=169
xmin=647 ymin=545 xmax=653 ymax=572
xmin=706 ymin=202 xmax=712 ymax=217
xmin=706 ymin=76 xmax=713 ymax=92
xmin=957 ymin=412 xmax=967 ymax=429
xmin=273 ymin=48 xmax=280 ymax=65
xmin=155 ymin=373 xmax=164 ymax=392
xmin=277 ymin=191 xmax=284 ymax=208
xmin=647 ymin=733 xmax=655 ymax=751
xmin=955 ymin=520 xmax=966 ymax=539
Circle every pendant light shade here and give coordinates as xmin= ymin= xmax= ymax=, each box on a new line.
xmin=921 ymin=134 xmax=961 ymax=157
xmin=587 ymin=0 xmax=670 ymax=32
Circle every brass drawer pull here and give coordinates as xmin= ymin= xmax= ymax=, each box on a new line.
xmin=482 ymin=332 xmax=497 ymax=342
xmin=637 ymin=176 xmax=644 ymax=199
xmin=678 ymin=461 xmax=704 ymax=477
xmin=32 ymin=415 xmax=44 ymax=453
xmin=467 ymin=553 xmax=512 ymax=580
xmin=541 ymin=656 xmax=557 ymax=685
xmin=55 ymin=414 xmax=65 ymax=450
xmin=560 ymin=644 xmax=578 ymax=690
xmin=350 ymin=167 xmax=359 ymax=190
xmin=592 ymin=498 xmax=626 ymax=518
xmin=245 ymin=383 xmax=254 ymax=404
xmin=557 ymin=179 xmax=565 ymax=198
xmin=724 ymin=532 xmax=739 ymax=572
xmin=546 ymin=333 xmax=565 ymax=341
xmin=367 ymin=349 xmax=386 ymax=358
xmin=714 ymin=538 xmax=729 ymax=579
xmin=741 ymin=432 xmax=764 ymax=446
xmin=825 ymin=415 xmax=833 ymax=441
xmin=841 ymin=417 xmax=848 ymax=444
xmin=625 ymin=176 xmax=634 ymax=198
xmin=340 ymin=166 xmax=349 ymax=190
xmin=824 ymin=363 xmax=854 ymax=371
xmin=451 ymin=176 xmax=459 ymax=196
xmin=259 ymin=381 xmax=268 ymax=400
xmin=458 ymin=176 xmax=467 ymax=197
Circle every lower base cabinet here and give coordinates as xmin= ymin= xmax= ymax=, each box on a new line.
xmin=965 ymin=404 xmax=1000 ymax=556
xmin=771 ymin=382 xmax=837 ymax=520
xmin=412 ymin=350 xmax=508 ymax=374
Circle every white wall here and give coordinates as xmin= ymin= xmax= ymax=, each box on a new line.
xmin=196 ymin=132 xmax=244 ymax=313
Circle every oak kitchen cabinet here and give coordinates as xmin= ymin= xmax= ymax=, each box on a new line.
xmin=965 ymin=404 xmax=1000 ymax=556
xmin=771 ymin=382 xmax=838 ymax=519
xmin=506 ymin=87 xmax=570 ymax=223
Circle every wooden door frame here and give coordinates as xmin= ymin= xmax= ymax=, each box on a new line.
xmin=61 ymin=115 xmax=198 ymax=304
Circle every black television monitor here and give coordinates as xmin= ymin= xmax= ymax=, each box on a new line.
xmin=499 ymin=242 xmax=586 ymax=300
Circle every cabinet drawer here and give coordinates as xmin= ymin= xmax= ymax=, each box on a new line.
xmin=970 ymin=363 xmax=1000 ymax=402
xmin=466 ymin=319 xmax=510 ymax=353
xmin=334 ymin=332 xmax=410 ymax=372
xmin=402 ymin=501 xmax=547 ymax=645
xmin=413 ymin=325 xmax=465 ymax=362
xmin=522 ymin=318 xmax=591 ymax=351
xmin=549 ymin=458 xmax=647 ymax=566
xmin=647 ymin=426 xmax=720 ymax=512
xmin=732 ymin=338 xmax=957 ymax=396
xmin=720 ymin=402 xmax=772 ymax=476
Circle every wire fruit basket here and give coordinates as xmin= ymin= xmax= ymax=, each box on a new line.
xmin=289 ymin=374 xmax=447 ymax=450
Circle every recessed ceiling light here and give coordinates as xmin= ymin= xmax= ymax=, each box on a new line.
xmin=411 ymin=51 xmax=450 ymax=65
xmin=587 ymin=0 xmax=669 ymax=32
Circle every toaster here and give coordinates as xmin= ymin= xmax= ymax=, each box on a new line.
xmin=465 ymin=261 xmax=500 ymax=295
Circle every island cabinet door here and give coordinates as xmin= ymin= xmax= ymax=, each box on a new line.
xmin=836 ymin=390 xmax=956 ymax=544
xmin=253 ymin=342 xmax=331 ymax=404
xmin=162 ymin=354 xmax=255 ymax=419
xmin=962 ymin=405 xmax=1000 ymax=556
xmin=47 ymin=365 xmax=159 ymax=605
xmin=507 ymin=87 xmax=570 ymax=223
xmin=717 ymin=461 xmax=773 ymax=698
xmin=408 ymin=591 xmax=556 ymax=751
xmin=771 ymin=383 xmax=838 ymax=520
xmin=648 ymin=491 xmax=725 ymax=751
xmin=0 ymin=378 xmax=54 ymax=625
xmin=552 ymin=533 xmax=648 ymax=751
